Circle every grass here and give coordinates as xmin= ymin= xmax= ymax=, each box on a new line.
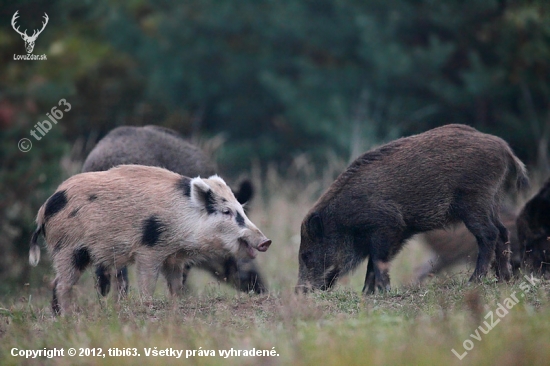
xmin=2 ymin=158 xmax=550 ymax=365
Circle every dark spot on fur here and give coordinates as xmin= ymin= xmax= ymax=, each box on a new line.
xmin=69 ymin=208 xmax=80 ymax=218
xmin=44 ymin=190 xmax=67 ymax=219
xmin=142 ymin=215 xmax=165 ymax=247
xmin=177 ymin=177 xmax=191 ymax=197
xmin=73 ymin=247 xmax=91 ymax=271
xmin=88 ymin=194 xmax=98 ymax=201
xmin=205 ymin=190 xmax=216 ymax=214
xmin=236 ymin=212 xmax=245 ymax=227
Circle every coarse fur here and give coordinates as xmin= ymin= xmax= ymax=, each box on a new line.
xmin=82 ymin=125 xmax=217 ymax=179
xmin=82 ymin=125 xmax=263 ymax=296
xmin=416 ymin=205 xmax=521 ymax=282
xmin=296 ymin=124 xmax=528 ymax=294
xmin=516 ymin=178 xmax=550 ymax=277
xmin=29 ymin=165 xmax=271 ymax=314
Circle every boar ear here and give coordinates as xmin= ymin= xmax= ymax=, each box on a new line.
xmin=308 ymin=213 xmax=324 ymax=238
xmin=190 ymin=177 xmax=217 ymax=214
xmin=207 ymin=174 xmax=227 ymax=185
xmin=234 ymin=180 xmax=254 ymax=205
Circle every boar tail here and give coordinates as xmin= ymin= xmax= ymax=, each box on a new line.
xmin=29 ymin=208 xmax=45 ymax=267
xmin=29 ymin=225 xmax=42 ymax=267
xmin=508 ymin=150 xmax=529 ymax=191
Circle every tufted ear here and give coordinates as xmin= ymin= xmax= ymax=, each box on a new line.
xmin=308 ymin=212 xmax=324 ymax=239
xmin=207 ymin=174 xmax=227 ymax=185
xmin=190 ymin=177 xmax=217 ymax=214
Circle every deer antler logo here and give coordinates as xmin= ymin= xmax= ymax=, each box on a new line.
xmin=11 ymin=11 xmax=49 ymax=54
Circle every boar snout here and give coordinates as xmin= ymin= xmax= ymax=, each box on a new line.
xmin=257 ymin=239 xmax=272 ymax=252
xmin=239 ymin=235 xmax=271 ymax=259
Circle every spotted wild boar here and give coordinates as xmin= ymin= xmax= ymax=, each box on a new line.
xmin=29 ymin=165 xmax=271 ymax=314
xmin=82 ymin=125 xmax=264 ymax=296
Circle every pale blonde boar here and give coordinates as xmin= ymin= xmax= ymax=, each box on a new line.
xmin=30 ymin=165 xmax=271 ymax=315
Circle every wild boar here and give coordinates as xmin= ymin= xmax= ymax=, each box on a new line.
xmin=416 ymin=205 xmax=521 ymax=282
xmin=82 ymin=125 xmax=264 ymax=296
xmin=516 ymin=178 xmax=550 ymax=277
xmin=296 ymin=124 xmax=527 ymax=294
xmin=29 ymin=165 xmax=271 ymax=314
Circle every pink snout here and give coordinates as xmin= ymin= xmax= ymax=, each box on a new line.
xmin=257 ymin=239 xmax=272 ymax=252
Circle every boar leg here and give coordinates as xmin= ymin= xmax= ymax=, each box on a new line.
xmin=52 ymin=275 xmax=78 ymax=315
xmin=414 ymin=256 xmax=444 ymax=283
xmin=95 ymin=265 xmax=129 ymax=299
xmin=52 ymin=251 xmax=89 ymax=315
xmin=95 ymin=265 xmax=111 ymax=297
xmin=114 ymin=267 xmax=129 ymax=299
xmin=362 ymin=258 xmax=376 ymax=294
xmin=460 ymin=211 xmax=499 ymax=281
xmin=136 ymin=258 xmax=160 ymax=300
xmin=364 ymin=236 xmax=393 ymax=293
xmin=362 ymin=258 xmax=391 ymax=294
xmin=161 ymin=255 xmax=185 ymax=296
xmin=493 ymin=217 xmax=512 ymax=281
xmin=373 ymin=260 xmax=391 ymax=293
xmin=181 ymin=263 xmax=192 ymax=290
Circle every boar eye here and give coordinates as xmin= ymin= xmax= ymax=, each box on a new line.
xmin=222 ymin=208 xmax=232 ymax=215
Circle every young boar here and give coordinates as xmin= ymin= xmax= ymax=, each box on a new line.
xmin=516 ymin=178 xmax=550 ymax=277
xmin=29 ymin=165 xmax=271 ymax=314
xmin=416 ymin=205 xmax=521 ymax=282
xmin=82 ymin=125 xmax=264 ymax=295
xmin=296 ymin=124 xmax=527 ymax=294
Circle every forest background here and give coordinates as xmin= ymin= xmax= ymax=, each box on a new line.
xmin=1 ymin=0 xmax=549 ymax=292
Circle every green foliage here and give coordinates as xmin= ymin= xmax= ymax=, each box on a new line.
xmin=0 ymin=118 xmax=70 ymax=289
xmin=53 ymin=0 xmax=550 ymax=169
xmin=2 ymin=0 xmax=550 ymax=168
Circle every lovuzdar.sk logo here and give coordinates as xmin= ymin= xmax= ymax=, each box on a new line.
xmin=12 ymin=10 xmax=48 ymax=61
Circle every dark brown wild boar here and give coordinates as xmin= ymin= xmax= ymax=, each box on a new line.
xmin=516 ymin=178 xmax=550 ymax=278
xmin=82 ymin=125 xmax=264 ymax=296
xmin=296 ymin=124 xmax=528 ymax=294
xmin=416 ymin=205 xmax=521 ymax=282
